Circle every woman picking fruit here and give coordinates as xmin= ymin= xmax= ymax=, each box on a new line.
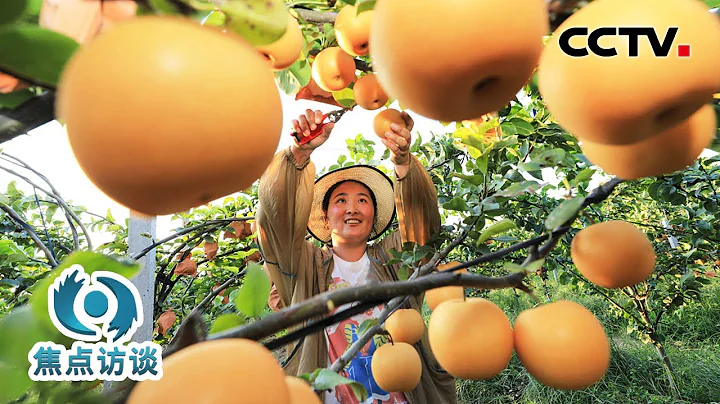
xmin=256 ymin=109 xmax=456 ymax=404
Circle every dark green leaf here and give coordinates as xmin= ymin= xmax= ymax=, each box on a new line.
xmin=313 ymin=369 xmax=369 ymax=401
xmin=0 ymin=0 xmax=28 ymax=26
xmin=545 ymin=197 xmax=585 ymax=230
xmin=234 ymin=262 xmax=271 ymax=317
xmin=0 ymin=24 xmax=79 ymax=88
xmin=443 ymin=197 xmax=470 ymax=212
xmin=450 ymin=173 xmax=484 ymax=187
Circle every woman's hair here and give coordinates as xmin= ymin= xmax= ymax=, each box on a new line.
xmin=322 ymin=179 xmax=378 ymax=221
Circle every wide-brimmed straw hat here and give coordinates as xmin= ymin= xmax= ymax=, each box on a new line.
xmin=308 ymin=164 xmax=396 ymax=244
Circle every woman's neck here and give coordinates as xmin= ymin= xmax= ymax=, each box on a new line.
xmin=330 ymin=240 xmax=367 ymax=262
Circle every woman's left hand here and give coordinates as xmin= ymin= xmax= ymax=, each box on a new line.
xmin=382 ymin=111 xmax=414 ymax=167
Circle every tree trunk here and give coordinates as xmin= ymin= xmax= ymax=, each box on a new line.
xmin=652 ymin=336 xmax=681 ymax=399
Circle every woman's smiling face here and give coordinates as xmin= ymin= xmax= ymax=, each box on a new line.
xmin=325 ymin=181 xmax=376 ymax=243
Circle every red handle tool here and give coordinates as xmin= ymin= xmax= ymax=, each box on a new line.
xmin=291 ymin=109 xmax=348 ymax=145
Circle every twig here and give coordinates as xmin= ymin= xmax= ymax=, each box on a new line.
xmin=699 ymin=164 xmax=718 ymax=199
xmin=209 ymin=271 xmax=526 ymax=343
xmin=0 ymin=203 xmax=58 ymax=267
xmin=187 ymin=269 xmax=247 ymax=318
xmin=264 ymin=298 xmax=384 ymax=351
xmin=565 ymin=268 xmax=648 ymax=330
xmin=131 ymin=217 xmax=252 ymax=260
xmin=294 ymin=7 xmax=337 ymax=24
xmin=0 ymin=154 xmax=93 ymax=250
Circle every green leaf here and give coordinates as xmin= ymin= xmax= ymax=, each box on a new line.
xmin=704 ymin=0 xmax=720 ymax=8
xmin=494 ymin=180 xmax=542 ymax=198
xmin=477 ymin=219 xmax=517 ymax=246
xmin=545 ymin=197 xmax=585 ymax=230
xmin=209 ymin=313 xmax=246 ymax=334
xmin=313 ymin=369 xmax=369 ymax=402
xmin=288 ymin=59 xmax=311 ymax=88
xmin=29 ymin=251 xmax=140 ymax=332
xmin=503 ymin=262 xmax=527 ymax=274
xmin=442 ymin=197 xmax=470 ymax=212
xmin=148 ymin=0 xmax=187 ymax=14
xmin=357 ymin=318 xmax=378 ymax=338
xmin=356 ymin=0 xmax=377 ymax=14
xmin=234 ymin=262 xmax=271 ymax=318
xmin=451 ymin=173 xmax=484 ymax=187
xmin=0 ymin=361 xmax=33 ymax=404
xmin=508 ymin=118 xmax=534 ymax=135
xmin=0 ymin=305 xmax=59 ymax=373
xmin=200 ymin=10 xmax=227 ymax=27
xmin=397 ymin=265 xmax=410 ymax=281
xmin=524 ymin=258 xmax=545 ymax=273
xmin=452 ymin=127 xmax=485 ymax=153
xmin=332 ymin=86 xmax=355 ymax=108
xmin=533 ymin=148 xmax=566 ymax=167
xmin=0 ymin=0 xmax=29 ymax=26
xmin=0 ymin=24 xmax=80 ymax=88
xmin=571 ymin=168 xmax=595 ymax=186
xmin=222 ymin=0 xmax=288 ymax=46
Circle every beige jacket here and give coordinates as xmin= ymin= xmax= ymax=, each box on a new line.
xmin=256 ymin=147 xmax=457 ymax=404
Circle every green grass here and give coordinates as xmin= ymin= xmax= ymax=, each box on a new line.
xmin=442 ymin=280 xmax=720 ymax=404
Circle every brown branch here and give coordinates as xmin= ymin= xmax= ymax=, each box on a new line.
xmin=187 ymin=268 xmax=247 ymax=318
xmin=294 ymin=8 xmax=337 ymax=24
xmin=209 ymin=271 xmax=526 ymax=343
xmin=131 ymin=217 xmax=253 ymax=260
xmin=0 ymin=203 xmax=58 ymax=267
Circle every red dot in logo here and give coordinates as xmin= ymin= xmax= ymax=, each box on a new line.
xmin=677 ymin=45 xmax=691 ymax=57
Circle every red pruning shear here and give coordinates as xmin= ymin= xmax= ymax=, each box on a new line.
xmin=291 ymin=108 xmax=349 ymax=145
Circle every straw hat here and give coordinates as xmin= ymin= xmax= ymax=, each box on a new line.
xmin=308 ymin=165 xmax=396 ymax=243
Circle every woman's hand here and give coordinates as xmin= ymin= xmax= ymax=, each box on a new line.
xmin=290 ymin=109 xmax=334 ymax=164
xmin=381 ymin=111 xmax=414 ymax=168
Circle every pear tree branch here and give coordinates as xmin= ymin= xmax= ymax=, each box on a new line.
xmin=0 ymin=203 xmax=58 ymax=267
xmin=0 ymin=153 xmax=92 ymax=250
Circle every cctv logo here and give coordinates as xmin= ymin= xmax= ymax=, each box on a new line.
xmin=559 ymin=27 xmax=691 ymax=58
xmin=28 ymin=264 xmax=163 ymax=382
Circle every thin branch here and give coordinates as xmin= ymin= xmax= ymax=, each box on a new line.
xmin=209 ymin=271 xmax=526 ymax=343
xmin=294 ymin=7 xmax=337 ymax=24
xmin=131 ymin=217 xmax=252 ymax=260
xmin=0 ymin=154 xmax=93 ymax=250
xmin=265 ymin=298 xmax=384 ymax=351
xmin=699 ymin=164 xmax=718 ymax=199
xmin=187 ymin=269 xmax=247 ymax=318
xmin=0 ymin=203 xmax=58 ymax=267
xmin=565 ymin=268 xmax=648 ymax=329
